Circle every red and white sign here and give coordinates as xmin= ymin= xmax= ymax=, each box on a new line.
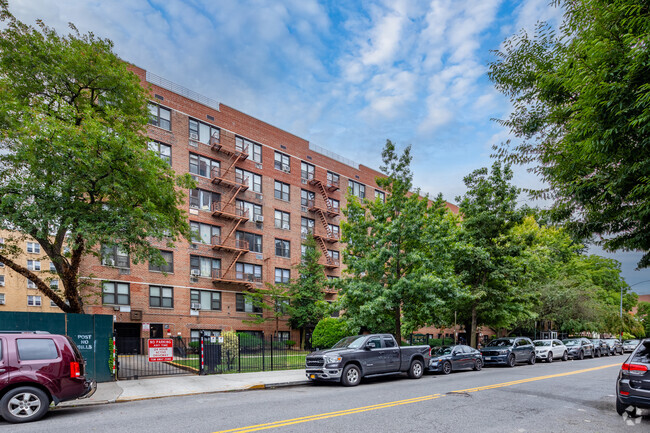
xmin=148 ymin=339 xmax=173 ymax=362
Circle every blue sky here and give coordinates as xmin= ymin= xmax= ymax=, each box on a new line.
xmin=9 ymin=0 xmax=650 ymax=294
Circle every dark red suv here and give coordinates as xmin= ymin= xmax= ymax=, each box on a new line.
xmin=0 ymin=332 xmax=96 ymax=423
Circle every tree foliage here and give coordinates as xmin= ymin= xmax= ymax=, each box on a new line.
xmin=338 ymin=140 xmax=459 ymax=339
xmin=637 ymin=302 xmax=650 ymax=337
xmin=488 ymin=0 xmax=650 ymax=267
xmin=311 ymin=318 xmax=358 ymax=350
xmin=0 ymin=3 xmax=193 ymax=312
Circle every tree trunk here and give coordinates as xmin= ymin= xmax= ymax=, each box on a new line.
xmin=470 ymin=305 xmax=478 ymax=348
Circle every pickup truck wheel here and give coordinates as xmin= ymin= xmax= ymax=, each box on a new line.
xmin=442 ymin=361 xmax=452 ymax=375
xmin=0 ymin=386 xmax=49 ymax=423
xmin=507 ymin=354 xmax=516 ymax=368
xmin=341 ymin=364 xmax=361 ymax=387
xmin=408 ymin=359 xmax=424 ymax=379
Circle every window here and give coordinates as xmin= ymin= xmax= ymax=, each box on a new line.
xmin=27 ymin=295 xmax=42 ymax=306
xmin=235 ymin=136 xmax=262 ymax=162
xmin=26 ymin=242 xmax=40 ymax=254
xmin=301 ymin=217 xmax=315 ymax=239
xmin=331 ymin=198 xmax=340 ymax=211
xmin=275 ymin=239 xmax=290 ymax=258
xmin=328 ymin=250 xmax=340 ymax=262
xmin=327 ymin=171 xmax=340 ymax=188
xmin=27 ymin=260 xmax=41 ymax=271
xmin=27 ymin=279 xmax=36 ymax=289
xmin=237 ymin=200 xmax=262 ymax=221
xmin=149 ymin=250 xmax=173 ymax=273
xmin=0 ymin=293 xmax=5 ymax=304
xmin=301 ymin=189 xmax=315 ymax=207
xmin=236 ymin=293 xmax=262 ymax=314
xmin=301 ymin=244 xmax=307 ymax=258
xmin=189 ymin=118 xmax=220 ymax=145
xmin=274 ymin=151 xmax=290 ymax=172
xmin=275 ymin=210 xmax=290 ymax=230
xmin=274 ymin=181 xmax=290 ymax=201
xmin=189 ymin=153 xmax=220 ymax=178
xmin=301 ymin=161 xmax=314 ymax=181
xmin=148 ymin=102 xmax=171 ymax=130
xmin=189 ymin=189 xmax=220 ymax=211
xmin=102 ymin=282 xmax=130 ymax=305
xmin=348 ymin=180 xmax=366 ymax=198
xmin=190 ymin=255 xmax=221 ymax=278
xmin=236 ymin=231 xmax=262 ymax=253
xmin=236 ymin=168 xmax=262 ymax=193
xmin=235 ymin=263 xmax=262 ymax=282
xmin=275 ymin=298 xmax=289 ymax=315
xmin=277 ymin=331 xmax=290 ymax=341
xmin=383 ymin=337 xmax=396 ymax=348
xmin=190 ymin=221 xmax=220 ymax=245
xmin=50 ymin=280 xmax=58 ymax=290
xmin=0 ymin=275 xmax=4 ymax=287
xmin=375 ymin=190 xmax=386 ymax=203
xmin=49 ymin=262 xmax=56 ymax=272
xmin=190 ymin=329 xmax=221 ymax=342
xmin=149 ymin=286 xmax=174 ymax=308
xmin=275 ymin=268 xmax=290 ymax=284
xmin=328 ymin=224 xmax=340 ymax=239
xmin=190 ymin=290 xmax=221 ymax=311
xmin=17 ymin=338 xmax=57 ymax=360
xmin=101 ymin=245 xmax=130 ymax=268
xmin=148 ymin=141 xmax=172 ymax=165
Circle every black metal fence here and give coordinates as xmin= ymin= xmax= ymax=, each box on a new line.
xmin=115 ymin=334 xmax=307 ymax=380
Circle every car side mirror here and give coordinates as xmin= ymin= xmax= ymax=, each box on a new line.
xmin=365 ymin=344 xmax=372 ymax=350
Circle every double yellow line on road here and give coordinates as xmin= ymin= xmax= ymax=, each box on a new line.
xmin=213 ymin=362 xmax=620 ymax=433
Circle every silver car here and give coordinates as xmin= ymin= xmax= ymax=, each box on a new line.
xmin=533 ymin=339 xmax=568 ymax=363
xmin=623 ymin=339 xmax=641 ymax=353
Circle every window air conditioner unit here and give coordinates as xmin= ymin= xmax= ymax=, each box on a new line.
xmin=190 ymin=303 xmax=202 ymax=310
xmin=0 ymin=281 xmax=4 ymax=287
xmin=189 ymin=132 xmax=199 ymax=141
xmin=190 ymin=276 xmax=199 ymax=283
xmin=282 ymin=165 xmax=290 ymax=173
xmin=254 ymin=215 xmax=264 ymax=223
xmin=282 ymin=223 xmax=290 ymax=230
xmin=255 ymin=163 xmax=263 ymax=169
xmin=190 ymin=269 xmax=201 ymax=276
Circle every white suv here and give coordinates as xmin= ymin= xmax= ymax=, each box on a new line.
xmin=533 ymin=339 xmax=568 ymax=363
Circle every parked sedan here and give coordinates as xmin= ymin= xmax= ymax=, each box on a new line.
xmin=429 ymin=345 xmax=483 ymax=374
xmin=533 ymin=339 xmax=568 ymax=362
xmin=480 ymin=337 xmax=536 ymax=367
xmin=562 ymin=338 xmax=595 ymax=360
xmin=616 ymin=338 xmax=650 ymax=417
xmin=624 ymin=339 xmax=641 ymax=353
xmin=603 ymin=338 xmax=624 ymax=355
xmin=590 ymin=339 xmax=610 ymax=357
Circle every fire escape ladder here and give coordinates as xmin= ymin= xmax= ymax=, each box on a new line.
xmin=315 ymin=235 xmax=329 ymax=261
xmin=222 ymin=152 xmax=244 ymax=177
xmin=221 ymin=250 xmax=245 ymax=278
xmin=316 ymin=181 xmax=333 ymax=212
xmin=225 ymin=218 xmax=244 ymax=242
xmin=223 ymin=185 xmax=245 ymax=209
xmin=316 ymin=209 xmax=333 ymax=238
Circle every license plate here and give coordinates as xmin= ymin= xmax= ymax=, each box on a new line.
xmin=484 ymin=357 xmax=492 ymax=361
xmin=310 ymin=374 xmax=316 ymax=379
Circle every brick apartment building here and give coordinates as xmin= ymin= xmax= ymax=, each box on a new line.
xmin=80 ymin=65 xmax=456 ymax=345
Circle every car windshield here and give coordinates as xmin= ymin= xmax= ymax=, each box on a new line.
xmin=604 ymin=339 xmax=618 ymax=343
xmin=487 ymin=339 xmax=514 ymax=347
xmin=534 ymin=341 xmax=551 ymax=347
xmin=435 ymin=347 xmax=453 ymax=356
xmin=563 ymin=339 xmax=579 ymax=346
xmin=331 ymin=336 xmax=366 ymax=349
xmin=625 ymin=340 xmax=639 ymax=345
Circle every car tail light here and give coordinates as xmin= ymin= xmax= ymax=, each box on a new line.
xmin=70 ymin=362 xmax=81 ymax=378
xmin=622 ymin=363 xmax=648 ymax=375
xmin=620 ymin=390 xmax=630 ymax=396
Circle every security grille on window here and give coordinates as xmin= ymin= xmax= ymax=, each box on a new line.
xmin=235 ymin=263 xmax=262 ymax=282
xmin=189 ymin=189 xmax=220 ymax=211
xmin=301 ymin=189 xmax=315 ymax=207
xmin=148 ymin=103 xmax=171 ymax=130
xmin=149 ymin=250 xmax=174 ymax=273
xmin=27 ymin=260 xmax=41 ymax=271
xmin=26 ymin=242 xmax=40 ymax=254
xmin=189 ymin=153 xmax=220 ymax=178
xmin=101 ymin=245 xmax=130 ymax=268
xmin=189 ymin=118 xmax=220 ymax=144
xmin=348 ymin=180 xmax=366 ymax=198
xmin=235 ymin=293 xmax=262 ymax=314
xmin=27 ymin=279 xmax=36 ymax=289
xmin=148 ymin=141 xmax=172 ymax=165
xmin=274 ymin=151 xmax=290 ymax=172
xmin=237 ymin=200 xmax=262 ymax=221
xmin=275 ymin=268 xmax=290 ymax=284
xmin=190 ymin=255 xmax=221 ymax=278
xmin=236 ymin=231 xmax=262 ymax=253
xmin=327 ymin=171 xmax=340 ymax=188
xmin=301 ymin=217 xmax=314 ymax=238
xmin=236 ymin=168 xmax=262 ymax=193
xmin=275 ymin=210 xmax=290 ymax=230
xmin=190 ymin=221 xmax=220 ymax=245
xmin=190 ymin=290 xmax=221 ymax=311
xmin=150 ymin=286 xmax=174 ymax=308
xmin=274 ymin=181 xmax=290 ymax=201
xmin=102 ymin=282 xmax=130 ymax=305
xmin=301 ymin=161 xmax=314 ymax=181
xmin=27 ymin=295 xmax=41 ymax=306
xmin=275 ymin=239 xmax=290 ymax=258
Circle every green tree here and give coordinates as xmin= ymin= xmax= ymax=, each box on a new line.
xmin=286 ymin=235 xmax=328 ymax=349
xmin=311 ymin=318 xmax=358 ymax=350
xmin=242 ymin=283 xmax=291 ymax=336
xmin=339 ymin=140 xmax=459 ymax=340
xmin=0 ymin=4 xmax=193 ymax=312
xmin=488 ymin=0 xmax=650 ymax=267
xmin=637 ymin=302 xmax=650 ymax=337
xmin=454 ymin=162 xmax=532 ymax=347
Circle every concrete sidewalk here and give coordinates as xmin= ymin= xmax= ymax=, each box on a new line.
xmin=58 ymin=369 xmax=309 ymax=408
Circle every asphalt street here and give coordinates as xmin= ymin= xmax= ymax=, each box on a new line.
xmin=2 ymin=355 xmax=648 ymax=432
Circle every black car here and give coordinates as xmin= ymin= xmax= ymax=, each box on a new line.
xmin=616 ymin=338 xmax=650 ymax=417
xmin=429 ymin=345 xmax=483 ymax=374
xmin=562 ymin=338 xmax=595 ymax=359
xmin=480 ymin=337 xmax=535 ymax=367
xmin=590 ymin=339 xmax=610 ymax=357
xmin=603 ymin=338 xmax=624 ymax=355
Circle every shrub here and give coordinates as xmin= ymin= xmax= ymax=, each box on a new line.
xmin=427 ymin=337 xmax=454 ymax=347
xmin=221 ymin=330 xmax=239 ymax=369
xmin=237 ymin=332 xmax=263 ymax=348
xmin=284 ymin=340 xmax=296 ymax=348
xmin=311 ymin=318 xmax=357 ymax=349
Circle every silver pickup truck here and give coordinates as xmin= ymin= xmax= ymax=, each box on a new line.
xmin=305 ymin=333 xmax=431 ymax=386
